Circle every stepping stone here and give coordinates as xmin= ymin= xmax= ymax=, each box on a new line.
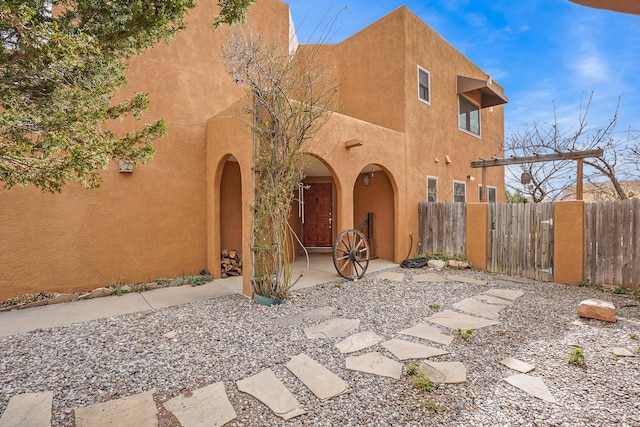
xmin=304 ymin=318 xmax=360 ymax=339
xmin=453 ymin=298 xmax=504 ymax=320
xmin=398 ymin=323 xmax=454 ymax=345
xmin=163 ymin=382 xmax=236 ymax=427
xmin=413 ymin=273 xmax=448 ymax=283
xmin=426 ymin=310 xmax=500 ymax=330
xmin=0 ymin=391 xmax=53 ymax=427
xmin=503 ymin=374 xmax=557 ymax=403
xmin=303 ymin=306 xmax=336 ymax=321
xmin=336 ymin=331 xmax=384 ymax=353
xmin=271 ymin=314 xmax=303 ymax=327
xmin=236 ymin=369 xmax=305 ymax=420
xmin=500 ymin=357 xmax=535 ymax=373
xmin=612 ymin=347 xmax=635 ymax=357
xmin=286 ymin=354 xmax=349 ymax=401
xmin=346 ymin=352 xmax=403 ymax=379
xmin=419 ymin=361 xmax=467 ymax=384
xmin=164 ymin=331 xmax=178 ymax=339
xmin=577 ymin=299 xmax=616 ymax=323
xmin=484 ymin=288 xmax=524 ymax=301
xmin=74 ymin=390 xmax=157 ymax=427
xmin=381 ymin=339 xmax=449 ymax=360
xmin=496 ymin=275 xmax=535 ymax=284
xmin=447 ymin=275 xmax=487 ymax=285
xmin=473 ymin=294 xmax=512 ymax=306
xmin=377 ymin=272 xmax=405 ymax=282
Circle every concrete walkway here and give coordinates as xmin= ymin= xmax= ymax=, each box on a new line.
xmin=0 ymin=257 xmax=396 ymax=337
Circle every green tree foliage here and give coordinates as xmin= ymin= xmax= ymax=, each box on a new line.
xmin=214 ymin=0 xmax=256 ymax=28
xmin=505 ymin=189 xmax=527 ymax=203
xmin=0 ymin=0 xmax=254 ymax=192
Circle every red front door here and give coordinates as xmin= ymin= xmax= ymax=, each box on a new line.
xmin=303 ymin=183 xmax=333 ymax=248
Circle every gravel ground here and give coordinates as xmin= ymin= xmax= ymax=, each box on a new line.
xmin=1 ymin=267 xmax=640 ymax=426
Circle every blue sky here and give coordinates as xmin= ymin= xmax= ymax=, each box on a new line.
xmin=286 ymin=1 xmax=640 ymax=137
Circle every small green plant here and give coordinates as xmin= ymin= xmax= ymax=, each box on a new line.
xmin=111 ymin=286 xmax=127 ymax=296
xmin=633 ymin=289 xmax=640 ymax=299
xmin=629 ymin=333 xmax=639 ymax=341
xmin=425 ymin=399 xmax=442 ymax=413
xmin=429 ymin=303 xmax=441 ymax=310
xmin=613 ymin=286 xmax=627 ymax=295
xmin=613 ymin=354 xmax=620 ymax=361
xmin=184 ymin=275 xmax=207 ymax=287
xmin=334 ymin=282 xmax=344 ymax=289
xmin=406 ymin=362 xmax=433 ymax=392
xmin=412 ymin=375 xmax=434 ymax=392
xmin=133 ymin=284 xmax=150 ymax=293
xmin=577 ymin=280 xmax=589 ymax=288
xmin=406 ymin=362 xmax=420 ymax=376
xmin=567 ymin=348 xmax=586 ymax=367
xmin=456 ymin=328 xmax=473 ymax=340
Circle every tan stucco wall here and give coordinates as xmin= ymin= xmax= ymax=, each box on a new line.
xmin=554 ymin=201 xmax=585 ymax=285
xmin=0 ymin=0 xmax=289 ymax=301
xmin=465 ymin=203 xmax=489 ymax=271
xmin=1 ymin=1 xmax=506 ymax=300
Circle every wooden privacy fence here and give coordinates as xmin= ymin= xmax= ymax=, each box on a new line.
xmin=584 ymin=199 xmax=640 ymax=290
xmin=418 ymin=202 xmax=466 ymax=256
xmin=487 ymin=203 xmax=554 ymax=282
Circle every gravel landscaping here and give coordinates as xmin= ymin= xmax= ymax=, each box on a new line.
xmin=1 ymin=267 xmax=640 ymax=426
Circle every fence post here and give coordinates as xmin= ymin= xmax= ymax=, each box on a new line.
xmin=466 ymin=203 xmax=488 ymax=271
xmin=554 ymin=201 xmax=585 ymax=285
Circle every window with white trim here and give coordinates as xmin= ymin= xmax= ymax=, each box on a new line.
xmin=418 ymin=66 xmax=430 ymax=104
xmin=427 ymin=176 xmax=438 ymax=202
xmin=453 ymin=181 xmax=466 ymax=203
xmin=458 ymin=95 xmax=480 ymax=136
xmin=478 ymin=185 xmax=497 ymax=203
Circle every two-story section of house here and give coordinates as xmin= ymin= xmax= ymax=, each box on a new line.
xmin=209 ymin=6 xmax=508 ymax=294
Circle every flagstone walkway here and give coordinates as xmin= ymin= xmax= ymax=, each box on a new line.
xmin=3 ymin=270 xmax=629 ymax=426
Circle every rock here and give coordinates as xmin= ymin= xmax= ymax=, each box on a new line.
xmin=77 ymin=288 xmax=109 ymax=300
xmin=120 ymin=285 xmax=132 ymax=293
xmin=447 ymin=260 xmax=470 ymax=269
xmin=427 ymin=259 xmax=446 ymax=269
xmin=47 ymin=293 xmax=79 ymax=305
xmin=146 ymin=282 xmax=159 ymax=290
xmin=577 ymin=299 xmax=616 ymax=322
xmin=170 ymin=278 xmax=184 ymax=287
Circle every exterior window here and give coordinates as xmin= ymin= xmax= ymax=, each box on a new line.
xmin=418 ymin=67 xmax=430 ymax=104
xmin=427 ymin=176 xmax=438 ymax=202
xmin=459 ymin=96 xmax=480 ymax=136
xmin=453 ymin=181 xmax=466 ymax=203
xmin=478 ymin=185 xmax=497 ymax=203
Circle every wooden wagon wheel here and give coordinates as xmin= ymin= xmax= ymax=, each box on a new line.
xmin=332 ymin=229 xmax=370 ymax=280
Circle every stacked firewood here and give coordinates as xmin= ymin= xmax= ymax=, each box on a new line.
xmin=221 ymin=249 xmax=242 ymax=277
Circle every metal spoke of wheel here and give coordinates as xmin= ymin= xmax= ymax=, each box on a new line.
xmin=332 ymin=229 xmax=370 ymax=280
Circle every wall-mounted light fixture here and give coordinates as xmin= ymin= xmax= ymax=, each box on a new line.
xmin=118 ymin=159 xmax=134 ymax=173
xmin=467 ymin=174 xmax=475 ymax=181
xmin=362 ymin=173 xmax=371 ymax=186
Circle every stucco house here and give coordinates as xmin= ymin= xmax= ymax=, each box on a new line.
xmin=0 ymin=0 xmax=507 ymax=300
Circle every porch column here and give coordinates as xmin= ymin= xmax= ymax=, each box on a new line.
xmin=466 ymin=203 xmax=488 ymax=271
xmin=554 ymin=201 xmax=585 ymax=285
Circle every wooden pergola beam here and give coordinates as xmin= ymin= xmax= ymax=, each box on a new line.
xmin=470 ymin=149 xmax=603 ymax=168
xmin=470 ymin=148 xmax=604 ymax=202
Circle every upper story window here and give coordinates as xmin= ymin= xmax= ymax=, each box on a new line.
xmin=418 ymin=66 xmax=430 ymax=104
xmin=478 ymin=185 xmax=497 ymax=203
xmin=453 ymin=181 xmax=466 ymax=203
xmin=427 ymin=176 xmax=438 ymax=202
xmin=458 ymin=95 xmax=480 ymax=136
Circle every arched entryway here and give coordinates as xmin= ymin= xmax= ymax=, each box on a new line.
xmin=289 ymin=155 xmax=339 ymax=255
xmin=219 ymin=156 xmax=243 ymax=276
xmin=353 ymin=164 xmax=395 ymax=261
